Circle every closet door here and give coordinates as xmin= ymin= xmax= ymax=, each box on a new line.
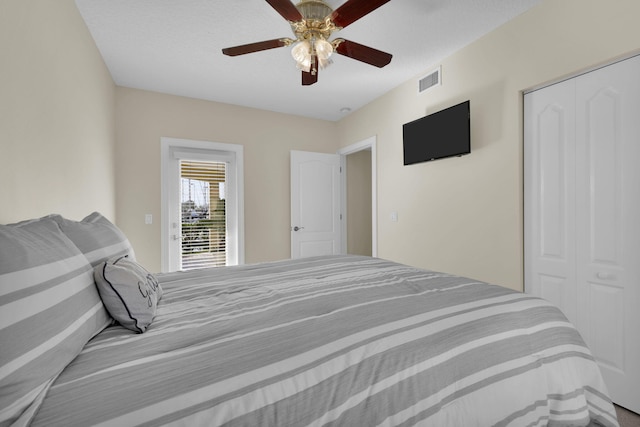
xmin=524 ymin=79 xmax=578 ymax=326
xmin=574 ymin=55 xmax=640 ymax=413
xmin=525 ymin=55 xmax=640 ymax=413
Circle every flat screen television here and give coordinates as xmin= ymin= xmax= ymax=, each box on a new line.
xmin=403 ymin=100 xmax=470 ymax=165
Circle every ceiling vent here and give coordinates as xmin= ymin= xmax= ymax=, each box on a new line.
xmin=418 ymin=66 xmax=441 ymax=94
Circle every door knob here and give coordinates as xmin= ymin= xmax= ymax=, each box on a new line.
xmin=292 ymin=226 xmax=304 ymax=231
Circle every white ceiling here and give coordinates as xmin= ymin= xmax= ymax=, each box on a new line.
xmin=75 ymin=0 xmax=541 ymax=121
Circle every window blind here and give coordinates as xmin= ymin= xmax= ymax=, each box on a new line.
xmin=179 ymin=160 xmax=227 ymax=270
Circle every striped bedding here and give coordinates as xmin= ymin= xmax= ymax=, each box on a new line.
xmin=31 ymin=255 xmax=618 ymax=426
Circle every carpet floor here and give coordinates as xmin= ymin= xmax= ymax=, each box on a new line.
xmin=615 ymin=405 xmax=640 ymax=427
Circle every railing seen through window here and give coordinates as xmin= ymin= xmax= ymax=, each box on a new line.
xmin=180 ymin=160 xmax=227 ymax=270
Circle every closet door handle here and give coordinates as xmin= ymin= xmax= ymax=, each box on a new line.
xmin=596 ymin=272 xmax=616 ymax=280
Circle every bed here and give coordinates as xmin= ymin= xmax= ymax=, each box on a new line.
xmin=1 ymin=214 xmax=619 ymax=426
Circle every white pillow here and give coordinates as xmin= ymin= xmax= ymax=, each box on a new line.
xmin=94 ymin=256 xmax=162 ymax=333
xmin=53 ymin=212 xmax=135 ymax=267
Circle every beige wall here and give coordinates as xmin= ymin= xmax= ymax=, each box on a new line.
xmin=346 ymin=150 xmax=372 ymax=256
xmin=115 ymin=87 xmax=339 ymax=272
xmin=0 ymin=0 xmax=116 ymax=224
xmin=336 ymin=0 xmax=640 ymax=291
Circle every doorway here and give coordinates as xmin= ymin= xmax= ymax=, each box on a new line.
xmin=161 ymin=137 xmax=244 ymax=272
xmin=289 ymin=137 xmax=377 ymax=259
xmin=345 ymin=149 xmax=372 ymax=256
xmin=339 ymin=136 xmax=377 ymax=257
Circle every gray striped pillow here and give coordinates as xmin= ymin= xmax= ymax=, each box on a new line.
xmin=0 ymin=218 xmax=111 ymax=426
xmin=53 ymin=212 xmax=135 ymax=267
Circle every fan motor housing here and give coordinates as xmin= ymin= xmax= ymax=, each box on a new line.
xmin=295 ymin=0 xmax=333 ymax=20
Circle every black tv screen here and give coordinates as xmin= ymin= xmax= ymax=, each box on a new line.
xmin=403 ymin=100 xmax=470 ymax=165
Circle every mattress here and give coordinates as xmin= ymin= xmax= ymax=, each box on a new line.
xmin=30 ymin=255 xmax=618 ymax=426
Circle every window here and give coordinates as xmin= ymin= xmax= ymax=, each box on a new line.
xmin=180 ymin=160 xmax=227 ymax=269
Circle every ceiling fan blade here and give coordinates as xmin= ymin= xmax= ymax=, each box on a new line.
xmin=222 ymin=39 xmax=289 ymax=56
xmin=334 ymin=39 xmax=392 ymax=68
xmin=329 ymin=0 xmax=391 ymax=28
xmin=302 ymin=57 xmax=318 ymax=85
xmin=302 ymin=71 xmax=317 ymax=85
xmin=265 ymin=0 xmax=303 ymax=22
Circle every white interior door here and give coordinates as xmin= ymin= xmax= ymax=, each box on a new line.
xmin=525 ymin=55 xmax=640 ymax=413
xmin=574 ymin=56 xmax=640 ymax=413
xmin=524 ymin=78 xmax=578 ymax=325
xmin=290 ymin=150 xmax=341 ymax=258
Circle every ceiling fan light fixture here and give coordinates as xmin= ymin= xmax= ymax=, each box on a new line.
xmin=291 ymin=38 xmax=334 ymax=72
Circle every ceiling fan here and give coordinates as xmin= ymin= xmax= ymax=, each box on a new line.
xmin=222 ymin=0 xmax=393 ymax=85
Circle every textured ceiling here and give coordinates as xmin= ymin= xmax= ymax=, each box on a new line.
xmin=75 ymin=0 xmax=541 ymax=121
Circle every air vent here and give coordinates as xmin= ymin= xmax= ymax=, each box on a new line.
xmin=418 ymin=66 xmax=441 ymax=94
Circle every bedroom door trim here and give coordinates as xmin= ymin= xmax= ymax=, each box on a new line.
xmin=338 ymin=136 xmax=377 ymax=257
xmin=160 ymin=137 xmax=245 ymax=272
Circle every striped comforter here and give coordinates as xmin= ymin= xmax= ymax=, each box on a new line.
xmin=31 ymin=255 xmax=618 ymax=426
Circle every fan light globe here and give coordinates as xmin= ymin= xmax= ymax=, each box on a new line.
xmin=291 ymin=40 xmax=312 ymax=72
xmin=314 ymin=38 xmax=333 ymax=69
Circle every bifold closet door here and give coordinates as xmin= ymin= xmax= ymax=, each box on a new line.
xmin=524 ymin=78 xmax=578 ymax=326
xmin=525 ymin=55 xmax=640 ymax=413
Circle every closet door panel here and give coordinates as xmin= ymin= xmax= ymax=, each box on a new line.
xmin=575 ymin=55 xmax=640 ymax=411
xmin=584 ymin=88 xmax=622 ymax=266
xmin=576 ymin=85 xmax=624 ymax=368
xmin=524 ymin=79 xmax=577 ymax=325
